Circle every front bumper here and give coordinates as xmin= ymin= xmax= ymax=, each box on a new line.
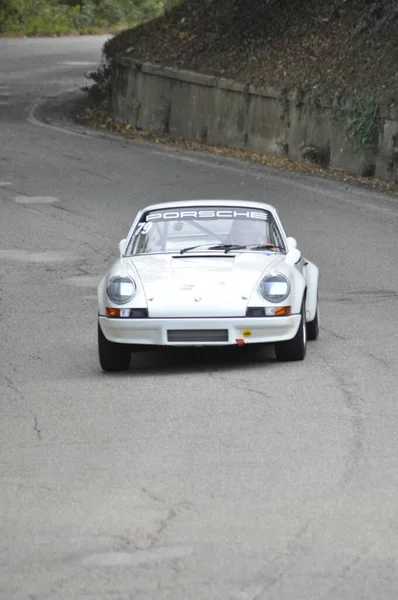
xmin=99 ymin=315 xmax=301 ymax=346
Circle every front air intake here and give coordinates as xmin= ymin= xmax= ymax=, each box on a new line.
xmin=246 ymin=307 xmax=266 ymax=317
xmin=167 ymin=329 xmax=229 ymax=342
xmin=130 ymin=308 xmax=149 ymax=318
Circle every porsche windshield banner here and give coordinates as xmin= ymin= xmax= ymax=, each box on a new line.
xmin=145 ymin=208 xmax=269 ymax=221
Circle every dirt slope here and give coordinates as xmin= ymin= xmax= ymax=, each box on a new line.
xmin=104 ymin=0 xmax=398 ymax=106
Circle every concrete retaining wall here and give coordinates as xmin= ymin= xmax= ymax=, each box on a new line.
xmin=111 ymin=55 xmax=398 ymax=182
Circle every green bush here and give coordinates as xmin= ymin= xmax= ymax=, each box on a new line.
xmin=0 ymin=0 xmax=168 ymax=35
xmin=82 ymin=58 xmax=112 ymax=102
xmin=300 ymin=141 xmax=331 ymax=168
xmin=0 ymin=0 xmax=24 ymax=31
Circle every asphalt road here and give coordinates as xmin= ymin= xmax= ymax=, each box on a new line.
xmin=1 ymin=35 xmax=398 ymax=600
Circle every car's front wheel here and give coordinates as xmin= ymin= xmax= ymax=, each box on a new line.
xmin=275 ymin=302 xmax=307 ymax=362
xmin=98 ymin=322 xmax=131 ymax=372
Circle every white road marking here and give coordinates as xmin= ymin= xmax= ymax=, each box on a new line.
xmin=0 ymin=101 xmax=9 ymax=105
xmin=28 ymin=96 xmax=90 ymax=138
xmin=59 ymin=61 xmax=99 ymax=66
xmin=0 ymin=182 xmax=12 ymax=186
xmin=14 ymin=195 xmax=59 ymax=204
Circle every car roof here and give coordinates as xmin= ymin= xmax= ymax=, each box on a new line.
xmin=140 ymin=199 xmax=277 ymax=213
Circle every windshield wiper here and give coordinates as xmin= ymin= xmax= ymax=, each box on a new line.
xmin=208 ymin=244 xmax=247 ymax=253
xmin=248 ymin=244 xmax=281 ymax=251
xmin=179 ymin=244 xmax=214 ymax=254
xmin=179 ymin=243 xmax=247 ymax=255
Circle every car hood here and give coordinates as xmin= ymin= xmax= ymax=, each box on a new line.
xmin=130 ymin=252 xmax=283 ymax=317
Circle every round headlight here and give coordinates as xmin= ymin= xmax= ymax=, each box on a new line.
xmin=107 ymin=276 xmax=136 ymax=304
xmin=260 ymin=273 xmax=290 ymax=303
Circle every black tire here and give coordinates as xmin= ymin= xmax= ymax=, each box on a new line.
xmin=275 ymin=301 xmax=307 ymax=362
xmin=306 ymin=305 xmax=319 ymax=341
xmin=98 ymin=322 xmax=131 ymax=372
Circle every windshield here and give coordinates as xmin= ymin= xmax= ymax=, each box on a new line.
xmin=125 ymin=206 xmax=286 ymax=255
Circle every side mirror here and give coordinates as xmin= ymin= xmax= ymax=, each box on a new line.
xmin=118 ymin=238 xmax=127 ymax=256
xmin=285 ymin=248 xmax=302 ymax=265
xmin=286 ymin=236 xmax=298 ymax=251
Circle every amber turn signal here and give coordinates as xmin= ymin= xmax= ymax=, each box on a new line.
xmin=264 ymin=306 xmax=291 ymax=316
xmin=106 ymin=307 xmax=131 ymax=317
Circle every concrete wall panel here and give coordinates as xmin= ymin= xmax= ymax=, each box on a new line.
xmin=111 ymin=56 xmax=398 ymax=182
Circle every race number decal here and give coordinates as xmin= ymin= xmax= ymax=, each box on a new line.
xmin=133 ymin=222 xmax=153 ymax=236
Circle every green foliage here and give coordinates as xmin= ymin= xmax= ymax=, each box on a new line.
xmin=0 ymin=0 xmax=168 ymax=35
xmin=300 ymin=141 xmax=330 ymax=168
xmin=344 ymin=94 xmax=381 ymax=153
xmin=279 ymin=86 xmax=381 ymax=156
xmin=0 ymin=0 xmax=24 ymax=31
xmin=303 ymin=88 xmax=322 ymax=116
xmin=291 ymin=81 xmax=323 ymax=116
xmin=331 ymin=92 xmax=381 ymax=153
xmin=277 ymin=88 xmax=290 ymax=121
xmin=279 ymin=83 xmax=323 ymax=122
xmin=82 ymin=57 xmax=112 ymax=102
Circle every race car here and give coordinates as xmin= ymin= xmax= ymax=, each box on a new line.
xmin=97 ymin=199 xmax=319 ymax=371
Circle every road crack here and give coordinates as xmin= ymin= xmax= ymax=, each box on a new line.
xmin=208 ymin=373 xmax=272 ymax=403
xmin=4 ymin=375 xmax=25 ymax=400
xmin=33 ymin=415 xmax=42 ymax=442
xmin=231 ymin=519 xmax=313 ymax=597
xmin=317 ymin=351 xmax=365 ymax=488
xmin=332 ymin=375 xmax=365 ymax=488
xmin=140 ymin=487 xmax=190 ymax=548
xmin=147 ymin=507 xmax=177 ymax=547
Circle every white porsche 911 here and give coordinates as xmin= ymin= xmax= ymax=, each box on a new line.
xmin=97 ymin=199 xmax=319 ymax=371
